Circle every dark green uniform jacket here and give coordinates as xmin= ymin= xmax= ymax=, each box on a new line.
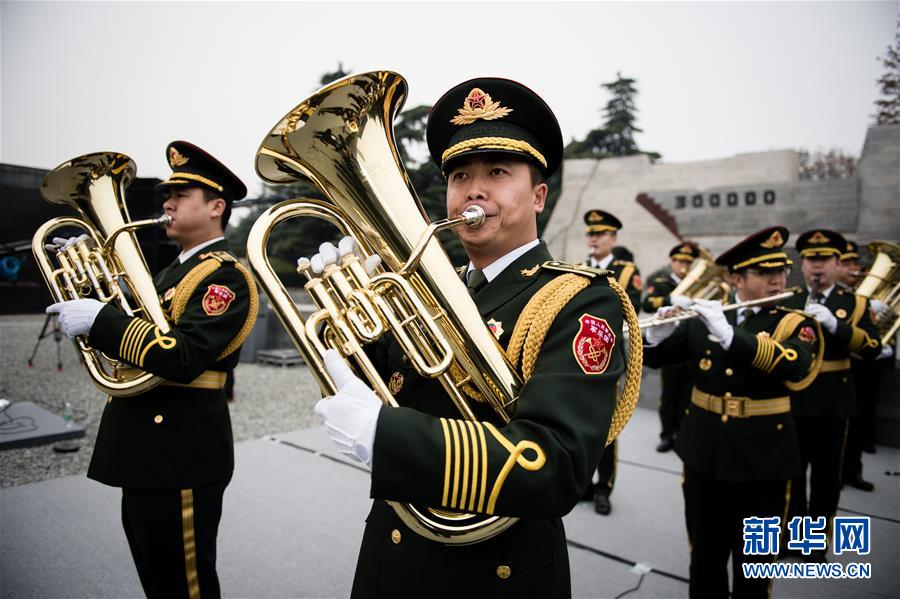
xmin=86 ymin=239 xmax=255 ymax=490
xmin=353 ymin=242 xmax=625 ymax=597
xmin=644 ymin=307 xmax=820 ymax=482
xmin=783 ymin=286 xmax=881 ymax=418
xmin=598 ymin=258 xmax=642 ymax=311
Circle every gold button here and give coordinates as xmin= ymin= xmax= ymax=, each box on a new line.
xmin=705 ymin=349 xmax=712 ymax=355
xmin=724 ymin=392 xmax=732 ymax=398
xmin=725 ymin=368 xmax=733 ymax=376
xmin=153 ymin=415 xmax=163 ymax=424
xmin=496 ymin=565 xmax=511 ymax=579
xmin=776 ymin=423 xmax=784 ymax=431
xmin=721 ymin=414 xmax=729 ymax=423
xmin=390 ymin=529 xmax=401 ymax=544
xmin=842 ymin=377 xmax=847 ymax=383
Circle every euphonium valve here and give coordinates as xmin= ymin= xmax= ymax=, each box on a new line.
xmin=32 ymin=152 xmax=171 ymax=397
xmin=248 ymin=71 xmax=523 ymax=544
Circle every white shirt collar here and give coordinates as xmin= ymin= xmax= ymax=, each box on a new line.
xmin=467 ymin=239 xmax=540 ymax=283
xmin=806 ymin=283 xmax=835 ymax=300
xmin=670 ymin=272 xmax=682 ymax=284
xmin=589 ymin=253 xmax=614 ymax=270
xmin=178 ymin=237 xmax=225 ymax=264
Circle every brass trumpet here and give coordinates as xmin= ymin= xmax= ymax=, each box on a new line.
xmin=32 ymin=152 xmax=171 ymax=396
xmin=247 ymin=71 xmax=523 ymax=544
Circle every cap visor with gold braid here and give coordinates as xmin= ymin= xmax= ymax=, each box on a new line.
xmin=796 ymin=229 xmax=847 ymax=259
xmin=716 ymin=226 xmax=793 ymax=272
xmin=156 ymin=140 xmax=247 ymax=203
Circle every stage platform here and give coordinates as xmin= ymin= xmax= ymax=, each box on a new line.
xmin=1 ymin=406 xmax=897 ymax=598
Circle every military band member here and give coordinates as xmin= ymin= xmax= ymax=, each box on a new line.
xmin=583 ymin=209 xmax=640 ymax=515
xmin=47 ymin=141 xmax=258 ymax=598
xmin=642 ymin=243 xmax=699 ymax=453
xmin=783 ymin=230 xmax=882 ymax=557
xmin=311 ymin=78 xmax=634 ymax=598
xmin=642 ymin=226 xmax=822 ymax=598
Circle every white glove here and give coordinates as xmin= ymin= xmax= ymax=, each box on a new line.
xmin=45 ymin=298 xmax=105 ymax=339
xmin=644 ymin=306 xmax=682 ymax=346
xmin=877 ymin=343 xmax=894 ymax=361
xmin=805 ymin=303 xmax=838 ymax=334
xmin=305 ymin=237 xmax=381 ymax=276
xmin=314 ymin=349 xmax=382 ymax=466
xmin=669 ymin=295 xmax=694 ymax=309
xmin=692 ymin=298 xmax=734 ymax=349
xmin=44 ymin=234 xmax=91 ymax=253
xmin=870 ymin=299 xmax=891 ymax=320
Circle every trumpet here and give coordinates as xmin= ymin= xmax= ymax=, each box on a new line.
xmin=634 ymin=287 xmax=802 ymax=331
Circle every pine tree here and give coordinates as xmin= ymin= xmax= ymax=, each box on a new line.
xmin=873 ymin=20 xmax=900 ymax=125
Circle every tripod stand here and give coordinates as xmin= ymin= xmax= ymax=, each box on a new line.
xmin=27 ymin=313 xmax=64 ymax=371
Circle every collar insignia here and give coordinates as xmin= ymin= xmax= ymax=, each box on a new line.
xmin=486 ymin=318 xmax=505 ymax=341
xmin=163 ymin=287 xmax=176 ymax=303
xmin=520 ymin=264 xmax=540 ymax=277
xmin=168 ymin=147 xmax=189 ymax=167
xmin=451 ymin=88 xmax=513 ymax=126
xmin=760 ymin=230 xmax=784 ymax=248
xmin=808 ymin=231 xmax=830 ymax=244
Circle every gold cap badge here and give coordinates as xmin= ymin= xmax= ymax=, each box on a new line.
xmin=808 ymin=231 xmax=830 ymax=244
xmin=760 ymin=230 xmax=784 ymax=248
xmin=168 ymin=147 xmax=188 ymax=167
xmin=451 ymin=88 xmax=513 ymax=126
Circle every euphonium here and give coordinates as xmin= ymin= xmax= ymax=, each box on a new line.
xmin=32 ymin=152 xmax=171 ymax=396
xmin=248 ymin=71 xmax=524 ymax=544
xmin=670 ymin=246 xmax=731 ymax=303
xmin=855 ymin=240 xmax=900 ymax=345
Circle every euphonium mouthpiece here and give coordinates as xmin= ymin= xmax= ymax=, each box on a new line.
xmin=461 ymin=205 xmax=485 ymax=228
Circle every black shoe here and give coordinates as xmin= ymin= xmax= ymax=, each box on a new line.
xmin=844 ymin=474 xmax=875 ymax=492
xmin=656 ymin=437 xmax=675 ymax=453
xmin=594 ymin=492 xmax=611 ymax=515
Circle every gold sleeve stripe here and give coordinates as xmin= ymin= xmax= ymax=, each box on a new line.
xmin=768 ymin=338 xmax=798 ymax=370
xmin=753 ymin=334 xmax=797 ymax=373
xmin=123 ymin=320 xmax=153 ymax=364
xmin=440 ymin=418 xmax=452 ymax=507
xmin=448 ymin=419 xmax=461 ymax=509
xmin=137 ymin=328 xmax=177 ymax=367
xmin=129 ymin=321 xmax=154 ymax=364
xmin=118 ymin=319 xmax=142 ymax=360
xmin=476 ymin=422 xmax=488 ymax=513
xmin=465 ymin=420 xmax=479 ymax=512
xmin=458 ymin=419 xmax=471 ymax=510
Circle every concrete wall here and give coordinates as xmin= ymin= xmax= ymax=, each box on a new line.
xmin=545 ymin=126 xmax=899 ymax=278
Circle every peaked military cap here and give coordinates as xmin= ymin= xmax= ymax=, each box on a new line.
xmin=157 ymin=141 xmax=247 ymax=203
xmin=796 ymin=229 xmax=847 ymax=259
xmin=840 ymin=239 xmax=860 ymax=261
xmin=669 ymin=242 xmax=700 ymax=262
xmin=716 ymin=226 xmax=792 ymax=273
xmin=427 ymin=77 xmax=563 ymax=178
xmin=584 ymin=209 xmax=622 ymax=234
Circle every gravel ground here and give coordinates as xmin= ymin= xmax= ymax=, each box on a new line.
xmin=0 ymin=314 xmax=321 ymax=488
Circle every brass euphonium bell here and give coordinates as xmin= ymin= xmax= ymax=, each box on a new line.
xmin=855 ymin=240 xmax=900 ymax=345
xmin=32 ymin=152 xmax=171 ymax=396
xmin=669 ymin=246 xmax=731 ymax=303
xmin=247 ymin=71 xmax=525 ymax=544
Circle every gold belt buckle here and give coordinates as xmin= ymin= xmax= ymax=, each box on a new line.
xmin=724 ymin=398 xmax=746 ymax=418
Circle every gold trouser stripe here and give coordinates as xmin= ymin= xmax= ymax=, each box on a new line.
xmin=180 ymin=489 xmax=201 ymax=599
xmin=820 ymin=359 xmax=851 ymax=373
xmin=160 ymin=370 xmax=227 ymax=390
xmin=690 ymin=387 xmax=790 ymax=418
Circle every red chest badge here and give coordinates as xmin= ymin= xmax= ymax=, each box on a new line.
xmin=572 ymin=314 xmax=616 ymax=375
xmin=202 ymin=284 xmax=235 ymax=316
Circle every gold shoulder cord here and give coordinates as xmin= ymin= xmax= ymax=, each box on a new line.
xmin=773 ymin=310 xmax=823 ymax=392
xmin=503 ymin=273 xmax=642 ymax=447
xmin=169 ymin=256 xmax=259 ymax=360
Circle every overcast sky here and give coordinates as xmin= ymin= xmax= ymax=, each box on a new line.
xmin=2 ymin=1 xmax=896 ymax=200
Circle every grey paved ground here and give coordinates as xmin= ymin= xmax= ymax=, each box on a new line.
xmin=2 ymin=314 xmax=898 ymax=598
